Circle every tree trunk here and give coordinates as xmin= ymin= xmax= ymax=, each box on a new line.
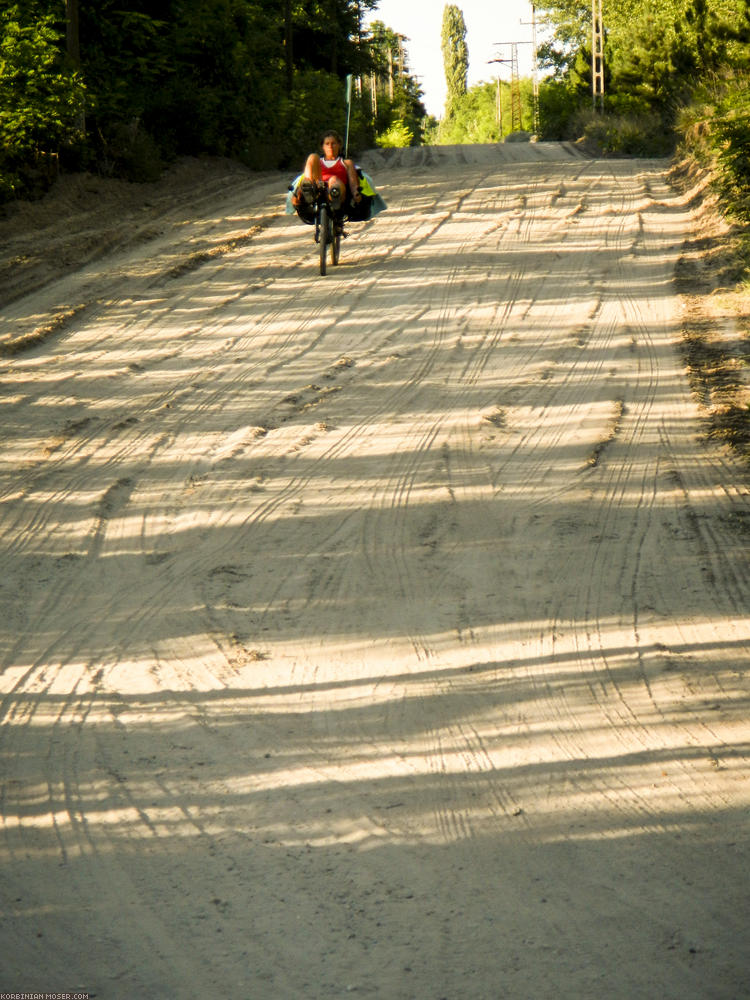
xmin=284 ymin=0 xmax=293 ymax=92
xmin=66 ymin=0 xmax=80 ymax=67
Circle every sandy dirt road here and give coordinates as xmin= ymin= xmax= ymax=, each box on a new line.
xmin=1 ymin=143 xmax=748 ymax=999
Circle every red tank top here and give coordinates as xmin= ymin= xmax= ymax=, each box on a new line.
xmin=320 ymin=156 xmax=349 ymax=187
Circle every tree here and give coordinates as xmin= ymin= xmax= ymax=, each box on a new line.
xmin=0 ymin=3 xmax=85 ymax=197
xmin=441 ymin=4 xmax=468 ymax=118
xmin=367 ymin=20 xmax=428 ymax=146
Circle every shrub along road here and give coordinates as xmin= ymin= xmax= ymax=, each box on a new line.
xmin=1 ymin=144 xmax=748 ymax=999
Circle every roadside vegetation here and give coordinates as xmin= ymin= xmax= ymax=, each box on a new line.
xmin=2 ymin=0 xmax=748 ymax=223
xmin=436 ymin=1 xmax=750 ymax=224
xmin=0 ymin=0 xmax=429 ymax=200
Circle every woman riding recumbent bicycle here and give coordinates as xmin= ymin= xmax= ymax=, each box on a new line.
xmin=286 ymin=129 xmax=386 ymax=274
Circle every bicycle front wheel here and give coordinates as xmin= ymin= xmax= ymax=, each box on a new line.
xmin=319 ymin=203 xmax=329 ymax=276
xmin=332 ymin=220 xmax=341 ymax=266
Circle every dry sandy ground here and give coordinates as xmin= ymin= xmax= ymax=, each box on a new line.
xmin=0 ymin=144 xmax=748 ymax=999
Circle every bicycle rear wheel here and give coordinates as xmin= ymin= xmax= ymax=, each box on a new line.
xmin=319 ymin=203 xmax=329 ymax=276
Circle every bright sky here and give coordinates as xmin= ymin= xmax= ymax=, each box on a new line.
xmin=366 ymin=0 xmax=538 ymax=119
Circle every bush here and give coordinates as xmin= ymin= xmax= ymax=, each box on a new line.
xmin=0 ymin=5 xmax=85 ymax=201
xmin=711 ymin=80 xmax=750 ymax=221
xmin=376 ymin=119 xmax=413 ymax=148
xmin=537 ymin=78 xmax=582 ymax=140
xmin=678 ymin=72 xmax=750 ymax=223
xmin=98 ymin=119 xmax=163 ymax=182
xmin=274 ymin=69 xmax=353 ymax=169
xmin=571 ymin=107 xmax=675 ymax=156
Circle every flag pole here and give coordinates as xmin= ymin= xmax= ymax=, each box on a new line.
xmin=344 ymin=74 xmax=353 ymax=157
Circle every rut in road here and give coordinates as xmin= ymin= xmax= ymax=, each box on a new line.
xmin=0 ymin=145 xmax=748 ymax=1000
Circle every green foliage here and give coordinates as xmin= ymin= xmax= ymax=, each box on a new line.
xmin=0 ymin=0 xmax=398 ymax=195
xmin=277 ymin=68 xmax=353 ymax=167
xmin=78 ymin=0 xmax=284 ymax=168
xmin=438 ymin=82 xmax=498 ymax=144
xmin=441 ymin=4 xmax=468 ymax=117
xmin=537 ymin=76 xmax=583 ymax=139
xmin=2 ymin=0 xmax=747 ymax=208
xmin=539 ymin=0 xmax=748 ymax=124
xmin=289 ymin=0 xmax=377 ymax=77
xmin=535 ymin=0 xmax=594 ymax=78
xmin=0 ymin=3 xmax=85 ymax=198
xmin=366 ymin=19 xmax=428 ymax=146
xmin=683 ymin=71 xmax=750 ymax=221
xmin=390 ymin=77 xmax=428 ymax=146
xmin=573 ymin=107 xmax=675 ymax=155
xmin=713 ymin=87 xmax=750 ymax=221
xmin=536 ymin=0 xmax=750 ymax=168
xmin=376 ymin=118 xmax=413 ymax=147
xmin=422 ymin=118 xmax=440 ymax=145
xmin=436 ymin=76 xmax=539 ymax=145
xmin=98 ymin=118 xmax=162 ymax=182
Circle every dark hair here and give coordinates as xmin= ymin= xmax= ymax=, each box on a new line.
xmin=320 ymin=129 xmax=343 ymax=147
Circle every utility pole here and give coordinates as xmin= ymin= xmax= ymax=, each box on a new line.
xmin=520 ymin=4 xmax=540 ymax=135
xmin=592 ymin=0 xmax=604 ymax=112
xmin=490 ymin=42 xmax=525 ymax=135
xmin=509 ymin=44 xmax=521 ymax=133
xmin=489 ymin=55 xmax=509 ymax=132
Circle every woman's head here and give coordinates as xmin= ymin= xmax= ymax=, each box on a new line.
xmin=320 ymin=130 xmax=343 ymax=156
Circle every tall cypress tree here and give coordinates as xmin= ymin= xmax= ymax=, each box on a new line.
xmin=441 ymin=4 xmax=468 ymax=118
